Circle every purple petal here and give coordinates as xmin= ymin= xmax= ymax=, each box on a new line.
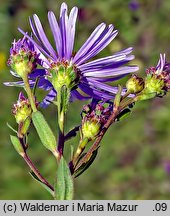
xmin=75 ymin=26 xmax=118 ymax=66
xmin=18 ymin=28 xmax=54 ymax=61
xmin=156 ymin=53 xmax=166 ymax=71
xmin=73 ymin=23 xmax=106 ymax=64
xmin=32 ymin=14 xmax=57 ymax=60
xmin=48 ymin=11 xmax=62 ymax=58
xmin=79 ymin=54 xmax=134 ymax=71
xmin=37 ymin=78 xmax=53 ymax=91
xmin=28 ymin=69 xmax=47 ymax=78
xmin=18 ymin=92 xmax=26 ymax=100
xmin=4 ymin=80 xmax=35 ymax=87
xmin=88 ymin=75 xmax=126 ymax=83
xmin=79 ymin=83 xmax=114 ymax=100
xmin=84 ymin=78 xmax=120 ymax=94
xmin=10 ymin=70 xmax=20 ymax=78
xmin=29 ymin=17 xmax=41 ymax=43
xmin=66 ymin=6 xmax=78 ymax=60
xmin=40 ymin=88 xmax=57 ymax=108
xmin=116 ymin=47 xmax=134 ymax=55
xmin=60 ymin=3 xmax=68 ymax=58
xmin=70 ymin=89 xmax=91 ymax=101
xmin=82 ymin=66 xmax=139 ymax=77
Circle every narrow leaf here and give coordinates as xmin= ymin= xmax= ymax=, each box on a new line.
xmin=7 ymin=123 xmax=17 ymax=134
xmin=74 ymin=148 xmax=99 ymax=178
xmin=29 ymin=171 xmax=54 ymax=197
xmin=32 ymin=111 xmax=57 ymax=152
xmin=55 ymin=157 xmax=74 ymax=200
xmin=116 ymin=108 xmax=131 ymax=121
xmin=10 ymin=135 xmax=25 ymax=156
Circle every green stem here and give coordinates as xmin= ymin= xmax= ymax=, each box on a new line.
xmin=57 ymin=89 xmax=65 ymax=157
xmin=23 ymin=75 xmax=37 ymax=112
xmin=57 ymin=110 xmax=65 ymax=156
xmin=72 ymin=138 xmax=89 ymax=166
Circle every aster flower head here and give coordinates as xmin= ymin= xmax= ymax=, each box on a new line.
xmin=12 ymin=92 xmax=32 ymax=124
xmin=8 ymin=36 xmax=41 ymax=78
xmin=146 ymin=54 xmax=170 ymax=93
xmin=81 ymin=99 xmax=113 ymax=140
xmin=18 ymin=2 xmax=138 ymax=107
xmin=136 ymin=54 xmax=170 ymax=101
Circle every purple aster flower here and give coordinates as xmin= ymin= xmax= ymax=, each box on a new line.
xmin=17 ymin=2 xmax=138 ymax=107
xmin=4 ymin=36 xmax=55 ymax=102
xmin=7 ymin=36 xmax=43 ymax=77
xmin=129 ymin=0 xmax=140 ymax=11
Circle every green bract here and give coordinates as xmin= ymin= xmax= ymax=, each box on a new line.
xmin=82 ymin=120 xmax=101 ymax=140
xmin=126 ymin=75 xmax=144 ymax=94
xmin=50 ymin=64 xmax=78 ymax=92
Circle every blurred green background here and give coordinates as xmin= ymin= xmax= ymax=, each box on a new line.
xmin=1 ymin=0 xmax=170 ymax=199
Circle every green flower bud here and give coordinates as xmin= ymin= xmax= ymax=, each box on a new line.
xmin=8 ymin=37 xmax=40 ymax=78
xmin=12 ymin=58 xmax=33 ymax=77
xmin=144 ymin=75 xmax=165 ymax=95
xmin=136 ymin=74 xmax=165 ymax=101
xmin=12 ymin=92 xmax=34 ymax=137
xmin=126 ymin=75 xmax=144 ymax=94
xmin=13 ymin=100 xmax=32 ymax=124
xmin=82 ymin=120 xmax=101 ymax=140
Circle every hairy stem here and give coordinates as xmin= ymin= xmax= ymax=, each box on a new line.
xmin=57 ymin=88 xmax=65 ymax=157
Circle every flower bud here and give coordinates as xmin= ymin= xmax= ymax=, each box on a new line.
xmin=136 ymin=54 xmax=170 ymax=101
xmin=8 ymin=36 xmax=40 ymax=78
xmin=81 ymin=100 xmax=113 ymax=140
xmin=12 ymin=92 xmax=35 ymax=138
xmin=12 ymin=92 xmax=32 ymax=124
xmin=126 ymin=74 xmax=144 ymax=94
xmin=82 ymin=120 xmax=101 ymax=140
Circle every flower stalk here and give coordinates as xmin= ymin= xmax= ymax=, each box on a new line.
xmin=57 ymin=86 xmax=70 ymax=157
xmin=22 ymin=75 xmax=37 ymax=112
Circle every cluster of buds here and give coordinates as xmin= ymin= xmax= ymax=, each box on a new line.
xmin=7 ymin=36 xmax=40 ymax=78
xmin=126 ymin=54 xmax=170 ymax=101
xmin=49 ymin=61 xmax=80 ymax=92
xmin=12 ymin=92 xmax=37 ymax=138
xmin=81 ymin=100 xmax=113 ymax=140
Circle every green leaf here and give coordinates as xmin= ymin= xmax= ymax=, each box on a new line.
xmin=29 ymin=171 xmax=54 ymax=197
xmin=10 ymin=135 xmax=25 ymax=156
xmin=7 ymin=122 xmax=17 ymax=134
xmin=55 ymin=157 xmax=74 ymax=200
xmin=32 ymin=111 xmax=57 ymax=153
xmin=116 ymin=108 xmax=131 ymax=121
xmin=74 ymin=148 xmax=99 ymax=178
